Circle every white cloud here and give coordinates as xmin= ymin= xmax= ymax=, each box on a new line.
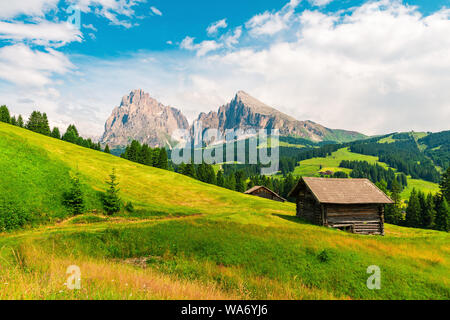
xmin=309 ymin=0 xmax=333 ymax=6
xmin=83 ymin=23 xmax=97 ymax=31
xmin=150 ymin=6 xmax=163 ymax=16
xmin=180 ymin=36 xmax=223 ymax=56
xmin=0 ymin=0 xmax=59 ymax=19
xmin=0 ymin=21 xmax=82 ymax=46
xmin=221 ymin=27 xmax=242 ymax=47
xmin=207 ymin=19 xmax=228 ymax=35
xmin=0 ymin=44 xmax=74 ymax=87
xmin=69 ymin=0 xmax=144 ymax=28
xmin=245 ymin=0 xmax=301 ymax=36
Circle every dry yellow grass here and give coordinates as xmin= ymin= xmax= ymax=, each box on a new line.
xmin=0 ymin=243 xmax=238 ymax=300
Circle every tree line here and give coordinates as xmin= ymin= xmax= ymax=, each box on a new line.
xmin=340 ymin=160 xmax=408 ymax=191
xmin=349 ymin=139 xmax=441 ymax=183
xmin=0 ymin=105 xmax=112 ymax=154
xmin=379 ymin=167 xmax=449 ymax=231
xmin=120 ymin=140 xmax=169 ymax=170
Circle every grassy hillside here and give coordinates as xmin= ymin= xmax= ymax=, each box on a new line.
xmin=0 ymin=122 xmax=448 ymax=300
xmin=0 ymin=122 xmax=293 ymax=222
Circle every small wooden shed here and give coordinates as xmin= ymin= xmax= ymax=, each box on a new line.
xmin=288 ymin=177 xmax=393 ymax=235
xmin=244 ymin=186 xmax=286 ymax=202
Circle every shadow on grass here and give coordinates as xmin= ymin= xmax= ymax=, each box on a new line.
xmin=273 ymin=214 xmax=312 ymax=225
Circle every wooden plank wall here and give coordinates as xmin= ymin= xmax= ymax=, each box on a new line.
xmin=325 ymin=204 xmax=383 ymax=235
xmin=296 ymin=189 xmax=323 ymax=225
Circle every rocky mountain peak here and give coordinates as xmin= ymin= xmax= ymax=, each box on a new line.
xmin=101 ymin=90 xmax=189 ymax=149
xmin=102 ymin=89 xmax=365 ymax=150
xmin=194 ymin=90 xmax=365 ymax=142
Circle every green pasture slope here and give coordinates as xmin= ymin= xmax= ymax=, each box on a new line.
xmin=0 ymin=122 xmax=448 ymax=300
xmin=291 ymin=148 xmax=440 ymax=200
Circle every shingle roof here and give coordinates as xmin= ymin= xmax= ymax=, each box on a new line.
xmin=244 ymin=186 xmax=286 ymax=202
xmin=289 ymin=177 xmax=393 ymax=204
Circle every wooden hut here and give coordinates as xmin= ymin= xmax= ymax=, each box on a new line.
xmin=288 ymin=177 xmax=393 ymax=235
xmin=244 ymin=186 xmax=286 ymax=202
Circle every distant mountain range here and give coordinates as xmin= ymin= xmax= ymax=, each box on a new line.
xmin=101 ymin=89 xmax=366 ymax=149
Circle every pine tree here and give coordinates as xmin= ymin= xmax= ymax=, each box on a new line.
xmin=418 ymin=191 xmax=427 ymax=228
xmin=40 ymin=113 xmax=51 ymax=135
xmin=235 ymin=171 xmax=246 ymax=192
xmin=224 ymin=174 xmax=236 ymax=191
xmin=51 ymin=127 xmax=61 ymax=139
xmin=17 ymin=115 xmax=24 ymax=127
xmin=376 ymin=180 xmax=388 ymax=194
xmin=103 ymin=168 xmax=121 ymax=215
xmin=182 ymin=163 xmax=196 ymax=178
xmin=138 ymin=144 xmax=152 ymax=165
xmin=26 ymin=111 xmax=50 ymax=135
xmin=406 ymin=189 xmax=421 ymax=228
xmin=104 ymin=144 xmax=111 ymax=154
xmin=10 ymin=116 xmax=16 ymax=126
xmin=216 ymin=170 xmax=225 ymax=187
xmin=421 ymin=193 xmax=436 ymax=229
xmin=62 ymin=124 xmax=79 ymax=143
xmin=0 ymin=105 xmax=10 ymax=123
xmin=156 ymin=148 xmax=168 ymax=170
xmin=435 ymin=197 xmax=449 ymax=232
xmin=63 ymin=174 xmax=85 ymax=215
xmin=385 ymin=179 xmax=403 ymax=225
xmin=440 ymin=167 xmax=450 ymax=203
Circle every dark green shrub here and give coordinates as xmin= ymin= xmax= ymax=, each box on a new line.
xmin=0 ymin=198 xmax=31 ymax=232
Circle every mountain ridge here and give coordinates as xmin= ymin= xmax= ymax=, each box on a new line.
xmin=101 ymin=89 xmax=366 ymax=148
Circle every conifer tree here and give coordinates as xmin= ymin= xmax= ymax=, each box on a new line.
xmin=10 ymin=116 xmax=16 ymax=126
xmin=62 ymin=124 xmax=79 ymax=143
xmin=406 ymin=189 xmax=421 ymax=228
xmin=51 ymin=127 xmax=61 ymax=139
xmin=17 ymin=115 xmax=24 ymax=127
xmin=104 ymin=144 xmax=111 ymax=154
xmin=235 ymin=171 xmax=246 ymax=192
xmin=216 ymin=170 xmax=225 ymax=187
xmin=156 ymin=148 xmax=168 ymax=170
xmin=385 ymin=179 xmax=403 ymax=225
xmin=224 ymin=174 xmax=236 ymax=191
xmin=63 ymin=174 xmax=85 ymax=215
xmin=182 ymin=163 xmax=196 ymax=178
xmin=421 ymin=193 xmax=436 ymax=229
xmin=40 ymin=113 xmax=51 ymax=135
xmin=435 ymin=197 xmax=449 ymax=232
xmin=0 ymin=105 xmax=10 ymax=123
xmin=103 ymin=168 xmax=121 ymax=215
xmin=26 ymin=111 xmax=40 ymax=132
xmin=440 ymin=167 xmax=450 ymax=203
xmin=418 ymin=191 xmax=427 ymax=228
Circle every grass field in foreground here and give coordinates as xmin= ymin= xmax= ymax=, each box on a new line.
xmin=0 ymin=123 xmax=448 ymax=299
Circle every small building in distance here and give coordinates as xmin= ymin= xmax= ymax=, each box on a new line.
xmin=288 ymin=177 xmax=393 ymax=235
xmin=244 ymin=186 xmax=286 ymax=202
xmin=319 ymin=170 xmax=334 ymax=177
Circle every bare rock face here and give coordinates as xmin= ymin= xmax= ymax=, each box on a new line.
xmin=193 ymin=91 xmax=364 ymax=142
xmin=101 ymin=90 xmax=189 ymax=148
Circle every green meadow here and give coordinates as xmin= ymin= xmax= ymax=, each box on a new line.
xmin=291 ymin=147 xmax=440 ymax=200
xmin=0 ymin=122 xmax=448 ymax=300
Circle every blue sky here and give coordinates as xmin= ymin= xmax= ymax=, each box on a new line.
xmin=0 ymin=0 xmax=449 ymax=137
